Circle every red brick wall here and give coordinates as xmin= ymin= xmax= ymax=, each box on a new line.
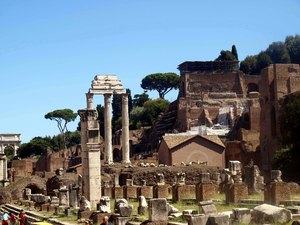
xmin=12 ymin=159 xmax=36 ymax=181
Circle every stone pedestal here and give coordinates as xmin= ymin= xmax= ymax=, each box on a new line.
xmin=225 ymin=183 xmax=248 ymax=204
xmin=196 ymin=183 xmax=217 ymax=201
xmin=149 ymin=198 xmax=168 ymax=222
xmin=79 ymin=109 xmax=101 ymax=208
xmin=123 ymin=186 xmax=137 ymax=199
xmin=115 ymin=216 xmax=129 ymax=225
xmin=102 ymin=187 xmax=112 ymax=198
xmin=264 ymin=182 xmax=290 ymax=205
xmin=138 ymin=186 xmax=153 ymax=199
xmin=172 ymin=184 xmax=195 ymax=202
xmin=153 ymin=185 xmax=169 ymax=199
xmin=41 ymin=203 xmax=50 ymax=211
xmin=78 ymin=210 xmax=93 ymax=220
xmin=69 ymin=186 xmax=79 ymax=208
xmin=59 ymin=187 xmax=70 ymax=207
xmin=92 ymin=212 xmax=111 ymax=225
xmin=113 ymin=186 xmax=124 ymax=199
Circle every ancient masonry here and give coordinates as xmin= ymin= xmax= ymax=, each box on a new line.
xmin=0 ymin=133 xmax=21 ymax=186
xmin=78 ymin=75 xmax=130 ymax=207
xmin=260 ymin=64 xmax=300 ymax=175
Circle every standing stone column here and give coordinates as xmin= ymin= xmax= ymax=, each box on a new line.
xmin=86 ymin=93 xmax=94 ymax=109
xmin=78 ymin=109 xmax=101 ymax=208
xmin=104 ymin=94 xmax=113 ymax=164
xmin=122 ymin=94 xmax=131 ymax=164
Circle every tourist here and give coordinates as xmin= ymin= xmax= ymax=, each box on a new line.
xmin=18 ymin=210 xmax=26 ymax=225
xmin=9 ymin=213 xmax=16 ymax=225
xmin=100 ymin=216 xmax=112 ymax=225
xmin=1 ymin=210 xmax=9 ymax=225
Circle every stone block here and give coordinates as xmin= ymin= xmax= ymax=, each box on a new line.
xmin=199 ymin=172 xmax=211 ymax=183
xmin=149 ymin=198 xmax=168 ymax=222
xmin=252 ymin=204 xmax=292 ymax=224
xmin=196 ymin=183 xmax=217 ymax=201
xmin=41 ymin=204 xmax=49 ymax=211
xmin=113 ymin=186 xmax=124 ymax=199
xmin=48 ymin=205 xmax=57 ymax=211
xmin=64 ymin=208 xmax=71 ymax=216
xmin=264 ymin=181 xmax=290 ymax=205
xmin=119 ymin=204 xmax=133 ymax=217
xmin=102 ymin=187 xmax=112 ymax=198
xmin=123 ymin=186 xmax=137 ymax=199
xmin=292 ymin=220 xmax=300 ymax=225
xmin=186 ymin=214 xmax=208 ymax=225
xmin=138 ymin=206 xmax=146 ymax=215
xmin=114 ymin=216 xmax=129 ymax=225
xmin=172 ymin=184 xmax=195 ymax=202
xmin=92 ymin=212 xmax=111 ymax=225
xmin=199 ymin=201 xmax=217 ymax=215
xmin=232 ymin=208 xmax=251 ymax=225
xmin=208 ymin=214 xmax=230 ymax=225
xmin=153 ymin=185 xmax=169 ymax=199
xmin=138 ymin=186 xmax=153 ymax=199
xmin=225 ymin=183 xmax=248 ymax=204
xmin=78 ymin=210 xmax=93 ymax=220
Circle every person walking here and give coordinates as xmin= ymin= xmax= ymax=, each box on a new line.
xmin=18 ymin=210 xmax=26 ymax=225
xmin=9 ymin=213 xmax=16 ymax=225
xmin=100 ymin=216 xmax=112 ymax=225
xmin=1 ymin=210 xmax=9 ymax=225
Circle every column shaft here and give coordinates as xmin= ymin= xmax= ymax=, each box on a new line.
xmin=104 ymin=94 xmax=113 ymax=164
xmin=122 ymin=94 xmax=131 ymax=163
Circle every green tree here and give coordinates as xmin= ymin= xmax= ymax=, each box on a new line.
xmin=143 ymin=98 xmax=170 ymax=123
xmin=256 ymin=51 xmax=272 ymax=73
xmin=130 ymin=106 xmax=147 ymax=129
xmin=17 ymin=136 xmax=51 ymax=158
xmin=231 ymin=45 xmax=238 ymax=60
xmin=66 ymin=131 xmax=81 ymax=148
xmin=273 ymin=92 xmax=300 ymax=181
xmin=215 ymin=50 xmax=237 ymax=61
xmin=4 ymin=146 xmax=15 ymax=161
xmin=285 ymin=35 xmax=300 ymax=64
xmin=112 ymin=94 xmax=122 ymax=124
xmin=240 ymin=55 xmax=258 ymax=74
xmin=280 ymin=92 xmax=300 ymax=147
xmin=141 ymin=73 xmax=180 ymax=99
xmin=266 ymin=42 xmax=290 ymax=63
xmin=96 ymin=104 xmax=105 ymax=138
xmin=44 ymin=109 xmax=78 ymax=148
xmin=133 ymin=92 xmax=150 ymax=107
xmin=126 ymin=88 xmax=133 ymax=113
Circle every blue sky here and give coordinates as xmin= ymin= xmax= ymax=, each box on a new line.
xmin=1 ymin=0 xmax=299 ymax=143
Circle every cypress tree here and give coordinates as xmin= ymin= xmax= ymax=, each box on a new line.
xmin=231 ymin=45 xmax=238 ymax=60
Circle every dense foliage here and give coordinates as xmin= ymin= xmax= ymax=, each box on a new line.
xmin=215 ymin=45 xmax=238 ymax=61
xmin=17 ymin=131 xmax=80 ymax=158
xmin=240 ymin=34 xmax=300 ymax=74
xmin=130 ymin=98 xmax=170 ymax=129
xmin=272 ymin=92 xmax=300 ymax=181
xmin=141 ymin=73 xmax=180 ymax=99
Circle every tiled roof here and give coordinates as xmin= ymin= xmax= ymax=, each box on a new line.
xmin=162 ymin=134 xmax=225 ymax=149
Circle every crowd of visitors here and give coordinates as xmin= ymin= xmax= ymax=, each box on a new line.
xmin=1 ymin=210 xmax=27 ymax=225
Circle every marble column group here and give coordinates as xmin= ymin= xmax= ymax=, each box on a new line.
xmin=86 ymin=93 xmax=131 ymax=164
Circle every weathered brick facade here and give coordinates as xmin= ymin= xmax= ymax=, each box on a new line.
xmin=260 ymin=64 xmax=300 ymax=175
